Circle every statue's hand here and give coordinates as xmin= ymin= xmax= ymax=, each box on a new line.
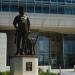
xmin=28 ymin=30 xmax=31 ymax=33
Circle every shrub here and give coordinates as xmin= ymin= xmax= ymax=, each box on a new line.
xmin=0 ymin=72 xmax=10 ymax=75
xmin=38 ymin=68 xmax=58 ymax=75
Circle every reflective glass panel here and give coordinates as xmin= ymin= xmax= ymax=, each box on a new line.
xmin=51 ymin=0 xmax=57 ymax=2
xmin=58 ymin=0 xmax=65 ymax=2
xmin=0 ymin=2 xmax=1 ymax=11
xmin=66 ymin=0 xmax=72 ymax=3
xmin=27 ymin=0 xmax=34 ymax=2
xmin=35 ymin=6 xmax=42 ymax=13
xmin=2 ymin=4 xmax=9 ymax=11
xmin=43 ymin=0 xmax=50 ymax=1
xmin=72 ymin=7 xmax=75 ymax=14
xmin=58 ymin=6 xmax=64 ymax=14
xmin=27 ymin=5 xmax=34 ymax=13
xmin=43 ymin=6 xmax=49 ymax=13
xmin=50 ymin=5 xmax=57 ymax=14
xmin=64 ymin=6 xmax=72 ymax=14
xmin=72 ymin=0 xmax=75 ymax=3
xmin=35 ymin=36 xmax=49 ymax=65
xmin=10 ymin=5 xmax=18 ymax=12
xmin=64 ymin=35 xmax=75 ymax=68
xmin=35 ymin=0 xmax=42 ymax=1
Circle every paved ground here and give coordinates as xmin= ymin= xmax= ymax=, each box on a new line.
xmin=61 ymin=71 xmax=75 ymax=75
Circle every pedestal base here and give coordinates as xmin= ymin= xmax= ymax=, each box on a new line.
xmin=10 ymin=56 xmax=38 ymax=75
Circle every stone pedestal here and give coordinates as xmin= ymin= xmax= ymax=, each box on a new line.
xmin=10 ymin=56 xmax=38 ymax=75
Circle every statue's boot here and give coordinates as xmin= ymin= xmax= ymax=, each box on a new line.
xmin=20 ymin=49 xmax=25 ymax=55
xmin=21 ymin=51 xmax=25 ymax=55
xmin=15 ymin=50 xmax=21 ymax=55
xmin=26 ymin=49 xmax=31 ymax=55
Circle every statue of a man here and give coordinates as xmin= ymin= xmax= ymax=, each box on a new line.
xmin=13 ymin=7 xmax=30 ymax=55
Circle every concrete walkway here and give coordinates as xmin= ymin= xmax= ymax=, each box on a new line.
xmin=61 ymin=71 xmax=75 ymax=75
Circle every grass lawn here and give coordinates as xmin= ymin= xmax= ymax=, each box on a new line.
xmin=0 ymin=69 xmax=58 ymax=75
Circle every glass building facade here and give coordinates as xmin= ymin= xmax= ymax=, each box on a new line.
xmin=0 ymin=0 xmax=75 ymax=15
xmin=1 ymin=0 xmax=75 ymax=69
xmin=63 ymin=35 xmax=75 ymax=68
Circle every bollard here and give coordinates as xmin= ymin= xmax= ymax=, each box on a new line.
xmin=74 ymin=65 xmax=75 ymax=71
xmin=48 ymin=65 xmax=51 ymax=73
xmin=58 ymin=65 xmax=61 ymax=75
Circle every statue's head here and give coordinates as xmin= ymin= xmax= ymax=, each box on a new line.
xmin=19 ymin=7 xmax=24 ymax=15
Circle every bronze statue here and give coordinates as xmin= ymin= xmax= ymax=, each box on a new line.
xmin=13 ymin=7 xmax=31 ymax=55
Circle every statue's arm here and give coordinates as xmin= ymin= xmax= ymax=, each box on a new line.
xmin=13 ymin=16 xmax=18 ymax=29
xmin=27 ymin=17 xmax=30 ymax=32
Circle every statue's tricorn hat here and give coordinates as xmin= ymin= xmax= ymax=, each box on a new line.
xmin=19 ymin=7 xmax=24 ymax=13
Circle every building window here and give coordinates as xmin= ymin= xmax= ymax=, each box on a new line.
xmin=27 ymin=0 xmax=34 ymax=2
xmin=35 ymin=36 xmax=49 ymax=65
xmin=42 ymin=0 xmax=50 ymax=2
xmin=0 ymin=5 xmax=1 ymax=11
xmin=72 ymin=0 xmax=75 ymax=3
xmin=10 ymin=5 xmax=18 ymax=12
xmin=2 ymin=5 xmax=9 ymax=11
xmin=35 ymin=0 xmax=42 ymax=1
xmin=72 ymin=7 xmax=75 ymax=14
xmin=64 ymin=35 xmax=75 ymax=68
xmin=64 ymin=6 xmax=72 ymax=14
xmin=35 ymin=6 xmax=42 ymax=13
xmin=58 ymin=0 xmax=65 ymax=2
xmin=66 ymin=0 xmax=72 ymax=3
xmin=27 ymin=5 xmax=34 ymax=13
xmin=50 ymin=5 xmax=57 ymax=14
xmin=43 ymin=6 xmax=49 ymax=13
xmin=58 ymin=6 xmax=64 ymax=14
xmin=26 ymin=62 xmax=32 ymax=71
xmin=51 ymin=0 xmax=57 ymax=2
